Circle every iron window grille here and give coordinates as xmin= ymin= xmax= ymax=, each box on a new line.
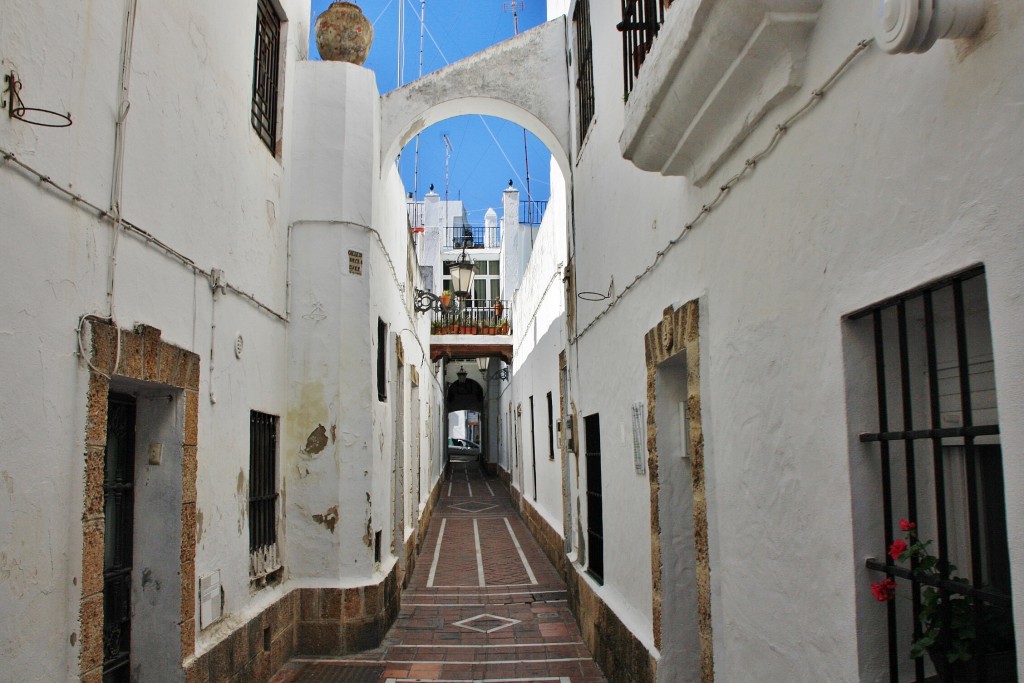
xmin=617 ymin=0 xmax=666 ymax=100
xmin=377 ymin=318 xmax=388 ymax=402
xmin=852 ymin=266 xmax=1015 ymax=681
xmin=249 ymin=411 xmax=280 ymax=579
xmin=573 ymin=0 xmax=596 ymax=147
xmin=584 ymin=413 xmax=604 ymax=583
xmin=251 ymin=0 xmax=281 ymax=152
xmin=547 ymin=392 xmax=555 ymax=460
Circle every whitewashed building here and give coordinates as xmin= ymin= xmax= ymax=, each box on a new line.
xmin=2 ymin=0 xmax=1023 ymax=681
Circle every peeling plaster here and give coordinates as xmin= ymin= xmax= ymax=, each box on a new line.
xmin=302 ymin=424 xmax=328 ymax=455
xmin=363 ymin=492 xmax=373 ymax=547
xmin=1 ymin=470 xmax=12 ymax=495
xmin=237 ymin=469 xmax=247 ymax=535
xmin=312 ymin=505 xmax=339 ymax=533
xmin=196 ymin=509 xmax=204 ymax=543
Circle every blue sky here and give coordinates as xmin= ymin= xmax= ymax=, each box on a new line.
xmin=309 ymin=1 xmax=553 ymax=223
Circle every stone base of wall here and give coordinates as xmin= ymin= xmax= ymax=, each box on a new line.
xmin=517 ymin=496 xmax=569 ymax=581
xmin=295 ymin=563 xmax=400 ymax=656
xmin=497 ymin=466 xmax=656 ymax=683
xmin=417 ymin=477 xmax=442 ymax=549
xmin=184 ymin=591 xmax=298 ymax=683
xmin=184 ymin=564 xmax=401 ymax=682
xmin=566 ymin=569 xmax=657 ymax=683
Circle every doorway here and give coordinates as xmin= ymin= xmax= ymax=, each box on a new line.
xmin=103 ymin=393 xmax=136 ymax=682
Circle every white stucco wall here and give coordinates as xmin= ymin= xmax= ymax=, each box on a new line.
xmin=563 ymin=0 xmax=1024 ymax=679
xmin=0 ymin=0 xmax=308 ymax=677
xmin=499 ymin=162 xmax=569 ymax=537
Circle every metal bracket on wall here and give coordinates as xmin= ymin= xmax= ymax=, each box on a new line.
xmin=3 ymin=71 xmax=73 ymax=128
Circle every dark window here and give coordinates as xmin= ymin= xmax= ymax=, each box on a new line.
xmin=104 ymin=393 xmax=136 ymax=682
xmin=547 ymin=391 xmax=555 ymax=460
xmin=249 ymin=411 xmax=279 ymax=563
xmin=617 ymin=0 xmax=666 ymax=100
xmin=573 ymin=0 xmax=595 ymax=147
xmin=377 ymin=318 xmax=388 ymax=402
xmin=584 ymin=413 xmax=604 ymax=583
xmin=529 ymin=395 xmax=537 ymax=501
xmin=251 ymin=0 xmax=281 ymax=152
xmin=853 ymin=267 xmax=1015 ymax=681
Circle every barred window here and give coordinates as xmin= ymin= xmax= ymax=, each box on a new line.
xmin=573 ymin=0 xmax=595 ymax=147
xmin=378 ymin=318 xmax=388 ymax=402
xmin=249 ymin=411 xmax=280 ymax=580
xmin=617 ymin=0 xmax=666 ymax=100
xmin=850 ymin=267 xmax=1015 ymax=681
xmin=251 ymin=0 xmax=281 ymax=152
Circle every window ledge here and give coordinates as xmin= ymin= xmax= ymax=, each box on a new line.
xmin=619 ymin=0 xmax=822 ymax=186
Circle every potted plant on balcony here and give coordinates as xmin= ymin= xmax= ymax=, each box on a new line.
xmin=498 ymin=318 xmax=509 ymax=335
xmin=440 ymin=290 xmax=452 ymax=308
xmin=493 ymin=299 xmax=504 ymax=318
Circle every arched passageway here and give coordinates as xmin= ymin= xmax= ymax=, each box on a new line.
xmin=380 ymin=17 xmax=571 ymax=183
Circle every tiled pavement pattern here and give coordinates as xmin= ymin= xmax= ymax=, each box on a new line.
xmin=272 ymin=459 xmax=607 ymax=683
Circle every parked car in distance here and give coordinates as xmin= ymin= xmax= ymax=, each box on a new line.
xmin=447 ymin=437 xmax=481 ymax=459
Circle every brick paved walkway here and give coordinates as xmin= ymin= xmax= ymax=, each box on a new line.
xmin=272 ymin=459 xmax=607 ymax=683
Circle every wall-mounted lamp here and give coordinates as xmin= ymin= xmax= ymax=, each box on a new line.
xmin=414 ymin=246 xmax=477 ymax=314
xmin=456 ymin=366 xmax=468 ymax=383
xmin=476 ymin=357 xmax=510 ymax=381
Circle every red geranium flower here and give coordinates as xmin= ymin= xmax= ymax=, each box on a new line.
xmin=888 ymin=539 xmax=908 ymax=561
xmin=871 ymin=577 xmax=897 ymax=602
xmin=899 ymin=519 xmax=916 ymax=532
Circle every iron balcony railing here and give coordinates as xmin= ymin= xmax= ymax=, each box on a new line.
xmin=444 ymin=226 xmax=501 ymax=251
xmin=428 ymin=299 xmax=511 ymax=336
xmin=520 ymin=200 xmax=548 ymax=226
xmin=618 ymin=0 xmax=666 ymax=99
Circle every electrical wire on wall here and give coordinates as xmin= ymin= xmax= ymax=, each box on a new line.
xmin=571 ymin=38 xmax=875 ymax=344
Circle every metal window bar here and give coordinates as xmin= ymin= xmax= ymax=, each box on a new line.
xmin=618 ymin=0 xmax=666 ymax=99
xmin=251 ymin=0 xmax=281 ymax=152
xmin=584 ymin=414 xmax=604 ymax=583
xmin=249 ymin=411 xmax=278 ymax=555
xmin=573 ymin=0 xmax=596 ymax=147
xmin=377 ymin=318 xmax=388 ymax=402
xmin=854 ymin=267 xmax=1013 ymax=682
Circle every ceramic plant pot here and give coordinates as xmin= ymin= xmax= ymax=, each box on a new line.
xmin=314 ymin=2 xmax=373 ymax=64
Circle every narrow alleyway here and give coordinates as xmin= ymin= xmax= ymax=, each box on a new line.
xmin=271 ymin=459 xmax=608 ymax=683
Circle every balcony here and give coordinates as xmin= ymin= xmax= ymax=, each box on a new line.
xmin=428 ymin=300 xmax=513 ymax=364
xmin=618 ymin=0 xmax=822 ymax=186
xmin=444 ymin=226 xmax=501 ymax=251
xmin=520 ymin=199 xmax=548 ymax=226
xmin=428 ymin=300 xmax=511 ymax=336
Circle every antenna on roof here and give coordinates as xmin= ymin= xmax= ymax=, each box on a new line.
xmin=504 ymin=1 xmax=533 ymax=208
xmin=412 ymin=0 xmax=427 ymax=200
xmin=503 ymin=1 xmax=523 ymax=35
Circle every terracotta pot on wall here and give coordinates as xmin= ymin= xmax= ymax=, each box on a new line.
xmin=314 ymin=2 xmax=373 ymax=64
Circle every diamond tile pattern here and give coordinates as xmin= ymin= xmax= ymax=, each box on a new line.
xmin=272 ymin=460 xmax=607 ymax=683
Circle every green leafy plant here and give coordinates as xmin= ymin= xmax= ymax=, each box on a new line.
xmin=872 ymin=520 xmax=975 ymax=664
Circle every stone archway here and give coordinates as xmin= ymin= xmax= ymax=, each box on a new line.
xmin=380 ymin=17 xmax=571 ymax=182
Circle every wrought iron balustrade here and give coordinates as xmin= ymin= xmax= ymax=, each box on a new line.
xmin=428 ymin=300 xmax=511 ymax=336
xmin=618 ymin=0 xmax=666 ymax=99
xmin=444 ymin=226 xmax=502 ymax=250
xmin=520 ymin=200 xmax=548 ymax=226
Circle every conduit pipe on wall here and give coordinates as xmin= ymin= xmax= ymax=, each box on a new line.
xmin=209 ymin=268 xmax=225 ymax=405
